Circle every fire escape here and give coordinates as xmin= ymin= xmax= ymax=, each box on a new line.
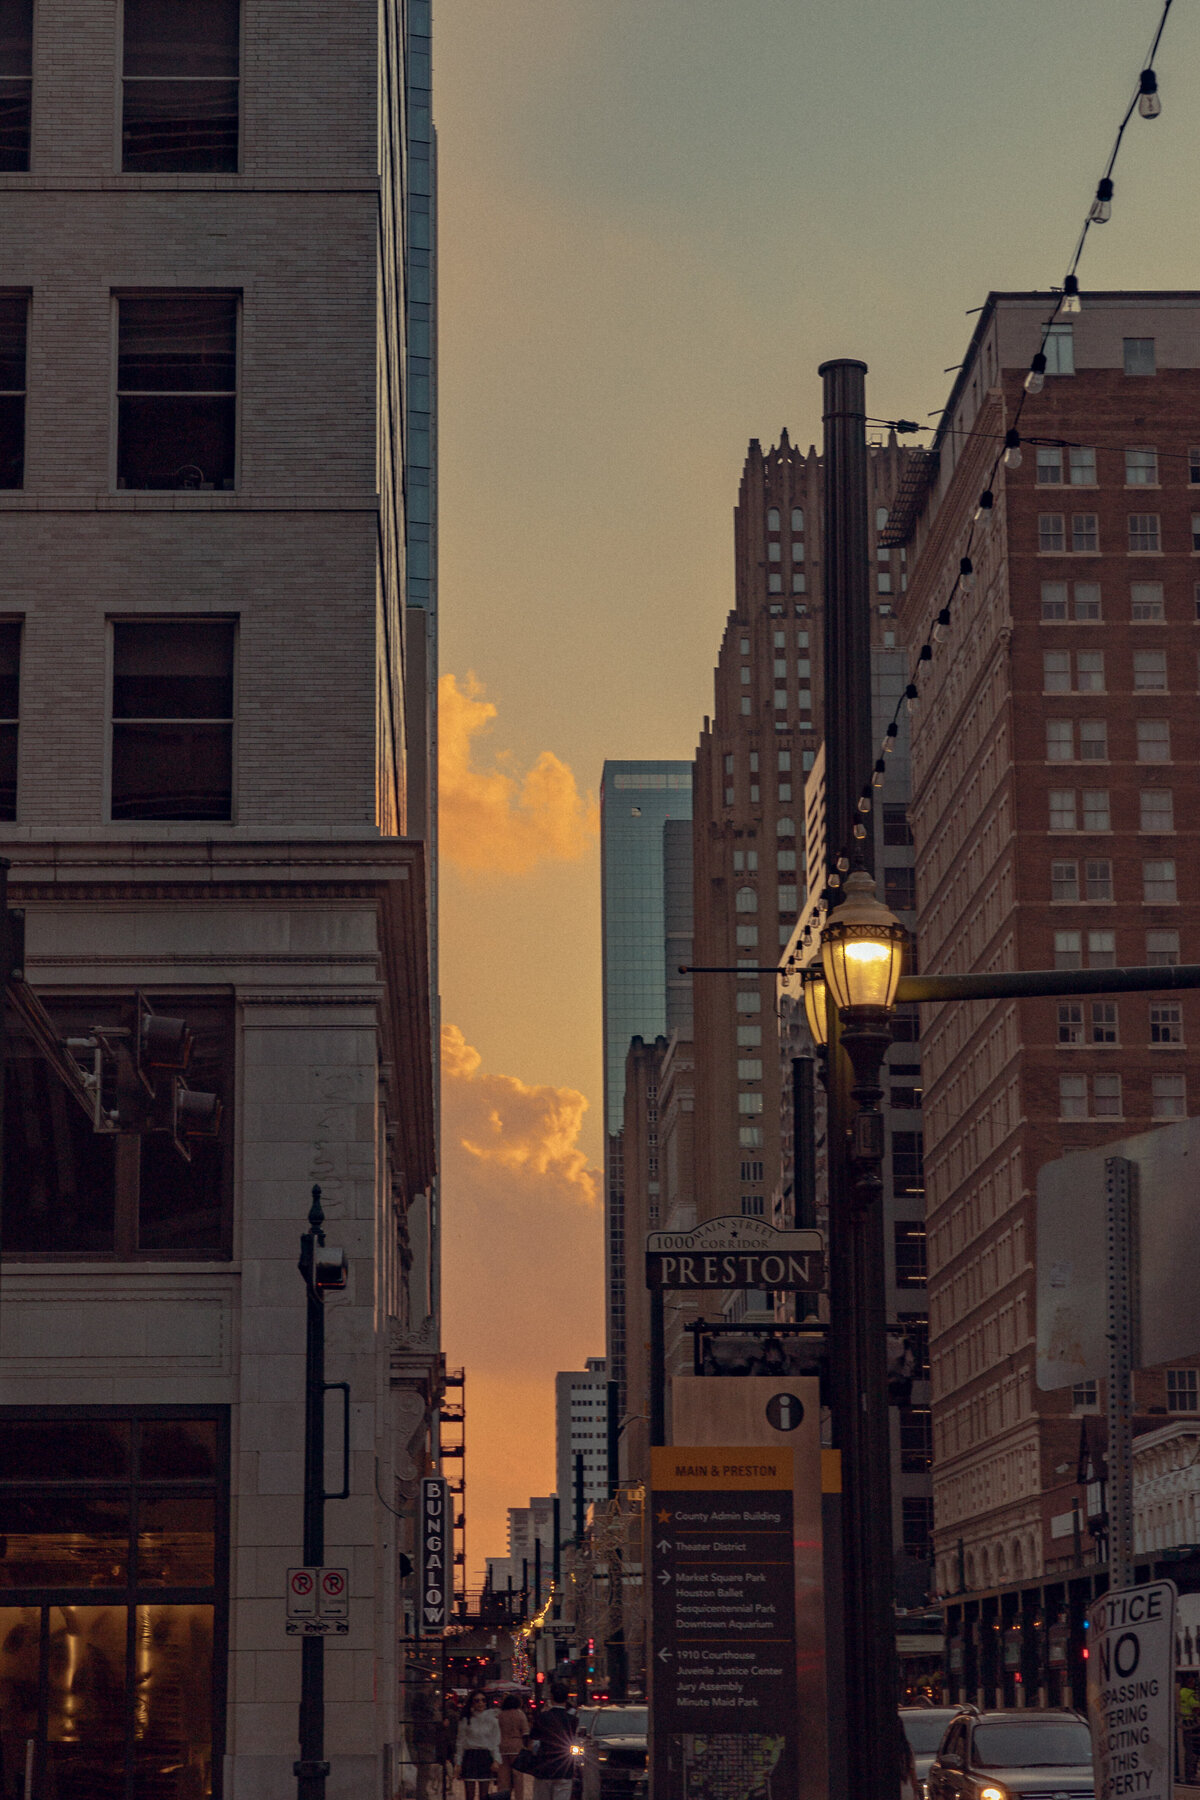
xmin=441 ymin=1367 xmax=467 ymax=1609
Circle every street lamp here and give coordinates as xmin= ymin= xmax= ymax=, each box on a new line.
xmin=800 ymin=958 xmax=829 ymax=1049
xmin=821 ymin=869 xmax=906 ymax=1203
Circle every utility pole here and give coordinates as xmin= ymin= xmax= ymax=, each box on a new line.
xmin=820 ymin=357 xmax=900 ymax=1800
xmin=1106 ymin=1157 xmax=1138 ymax=1591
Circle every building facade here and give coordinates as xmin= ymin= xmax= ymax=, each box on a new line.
xmin=0 ymin=5 xmax=439 ymax=1796
xmin=555 ymin=1358 xmax=610 ymax=1527
xmin=599 ymin=763 xmax=691 ymax=1431
xmin=895 ymin=292 xmax=1200 ymax=1604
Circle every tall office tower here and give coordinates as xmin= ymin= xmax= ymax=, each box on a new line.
xmin=894 ymin=293 xmax=1200 ymax=1610
xmin=0 ymin=5 xmax=438 ymax=1794
xmin=692 ymin=432 xmax=905 ymax=1229
xmin=556 ymin=1358 xmax=611 ymax=1525
xmin=600 ymin=763 xmax=692 ymax=1426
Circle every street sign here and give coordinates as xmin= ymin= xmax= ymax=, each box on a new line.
xmin=420 ymin=1475 xmax=451 ymax=1632
xmin=646 ymin=1216 xmax=825 ymax=1291
xmin=650 ymin=1446 xmax=797 ymax=1800
xmin=286 ymin=1566 xmax=350 ymax=1636
xmin=1087 ymin=1578 xmax=1176 ymax=1800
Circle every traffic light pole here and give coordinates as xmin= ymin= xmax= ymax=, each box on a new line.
xmin=296 ymin=1187 xmax=330 ymax=1800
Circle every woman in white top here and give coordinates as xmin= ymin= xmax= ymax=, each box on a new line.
xmin=455 ymin=1691 xmax=502 ymax=1800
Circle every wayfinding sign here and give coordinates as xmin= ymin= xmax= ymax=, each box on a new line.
xmin=650 ymin=1446 xmax=796 ymax=1800
xmin=420 ymin=1475 xmax=451 ymax=1632
xmin=1087 ymin=1578 xmax=1176 ymax=1800
xmin=646 ymin=1216 xmax=824 ymax=1291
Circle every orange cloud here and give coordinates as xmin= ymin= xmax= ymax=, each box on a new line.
xmin=438 ymin=672 xmax=599 ymax=875
xmin=440 ymin=1025 xmax=604 ymax=1576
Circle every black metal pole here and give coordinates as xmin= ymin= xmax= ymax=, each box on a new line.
xmin=821 ymin=356 xmax=900 ymax=1800
xmin=649 ymin=1286 xmax=665 ymax=1446
xmin=0 ymin=861 xmax=10 ymax=1337
xmin=534 ymin=1534 xmax=542 ymax=1612
xmin=606 ymin=1377 xmax=619 ymax=1498
xmin=553 ymin=1495 xmax=561 ymax=1588
xmin=574 ymin=1452 xmax=585 ymax=1543
xmin=296 ymin=1187 xmax=329 ymax=1799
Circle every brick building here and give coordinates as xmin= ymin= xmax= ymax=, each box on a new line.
xmin=894 ymin=292 xmax=1200 ymax=1616
xmin=0 ymin=3 xmax=439 ymax=1794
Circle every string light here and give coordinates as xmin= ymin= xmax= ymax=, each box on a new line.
xmin=834 ymin=0 xmax=1175 ymax=893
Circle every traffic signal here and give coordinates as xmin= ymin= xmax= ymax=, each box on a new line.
xmin=136 ymin=992 xmax=192 ymax=1093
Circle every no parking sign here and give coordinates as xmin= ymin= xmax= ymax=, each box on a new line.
xmin=1087 ymin=1579 xmax=1176 ymax=1800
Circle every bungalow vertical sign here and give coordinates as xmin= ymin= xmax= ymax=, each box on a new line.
xmin=421 ymin=1476 xmax=451 ymax=1631
xmin=645 ymin=1216 xmax=826 ymax=1291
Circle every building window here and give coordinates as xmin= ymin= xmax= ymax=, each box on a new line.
xmin=768 ymin=541 xmax=781 ymax=563
xmin=0 ymin=1406 xmax=227 ymax=1796
xmin=893 ymin=1221 xmax=926 ymax=1289
xmin=1059 ymin=1074 xmax=1086 ymax=1118
xmin=1191 ymin=448 xmax=1200 ymax=486
xmin=4 ymin=994 xmax=232 ymax=1255
xmin=891 ymin=1131 xmax=924 ymax=1198
xmin=1069 ymin=446 xmax=1096 ymax=484
xmin=884 ymin=866 xmax=916 ymax=911
xmin=1041 ymin=580 xmax=1067 ymax=619
xmin=792 ymin=539 xmax=804 ymax=563
xmin=0 ymin=293 xmax=27 ymax=489
xmin=777 ymin=884 xmax=798 ymax=913
xmin=1128 ymin=513 xmax=1161 ymax=553
xmin=1082 ymin=791 xmax=1110 ymax=832
xmin=1076 ymin=650 xmax=1104 ymax=692
xmin=1140 ymin=789 xmax=1173 ymax=832
xmin=1054 ymin=930 xmax=1082 ymax=970
xmin=1143 ymin=859 xmax=1177 ymax=904
xmin=1038 ymin=513 xmax=1066 ymax=553
xmin=1147 ymin=929 xmax=1180 ymax=966
xmin=899 ymin=1407 xmax=932 ymax=1475
xmin=1074 ymin=581 xmax=1101 ymax=620
xmin=1125 ymin=447 xmax=1159 ymax=486
xmin=766 ymin=508 xmax=780 ymax=530
xmin=1150 ymin=1002 xmax=1183 ymax=1046
xmin=1036 ymin=447 xmax=1063 ymax=486
xmin=736 ymin=991 xmax=761 ymax=1013
xmin=768 ymin=573 xmax=782 ymax=593
xmin=737 ymin=1059 xmax=762 ymax=1082
xmin=0 ymin=619 xmax=18 ymax=820
xmin=1152 ymin=1076 xmax=1187 ymax=1119
xmin=1046 ymin=720 xmax=1073 ymax=761
xmin=740 ymin=697 xmax=751 ymax=715
xmin=739 ymin=668 xmax=750 ymax=685
xmin=1134 ymin=650 xmax=1167 ymax=692
xmin=1088 ymin=930 xmax=1116 ymax=969
xmin=1092 ymin=1073 xmax=1122 ymax=1117
xmin=735 ymin=885 xmax=757 ymax=913
xmin=1167 ymin=1369 xmax=1199 ymax=1411
xmin=1090 ymin=1001 xmax=1118 ymax=1045
xmin=1057 ymin=1003 xmax=1083 ymax=1045
xmin=117 ymin=293 xmax=238 ymax=491
xmin=1045 ymin=324 xmax=1074 ymax=375
xmin=1072 ymin=1380 xmax=1099 ymax=1411
xmin=111 ymin=619 xmax=234 ymax=822
xmin=776 ymin=816 xmax=794 ymax=837
xmin=740 ymin=1159 xmax=764 ymax=1182
xmin=724 ymin=787 xmax=735 ymax=806
xmin=1131 ymin=582 xmax=1165 ymax=621
xmin=877 ymin=572 xmax=892 ymax=594
xmin=740 ymin=1195 xmax=765 ymax=1217
xmin=1123 ymin=337 xmax=1156 ymax=376
xmin=735 ymin=925 xmax=758 ymax=949
xmin=0 ymin=0 xmax=32 ymax=171
xmin=792 ymin=572 xmax=806 ymax=593
xmin=1051 ymin=861 xmax=1078 ymax=902
xmin=791 ymin=508 xmax=803 ymax=532
xmin=1079 ymin=720 xmax=1107 ymax=761
xmin=737 ymin=1025 xmax=762 ymax=1048
xmin=123 ymin=0 xmax=239 ymax=172
xmin=737 ymin=1093 xmax=763 ymax=1115
xmin=1084 ymin=859 xmax=1112 ymax=902
xmin=776 ymin=849 xmax=795 ymax=872
xmin=778 ymin=781 xmax=792 ymax=802
xmin=883 ymin=805 xmax=913 ymax=846
xmin=1072 ymin=514 xmax=1099 ymax=553
xmin=1048 ymin=790 xmax=1076 ymax=830
xmin=738 ymin=1125 xmax=763 ymax=1148
xmin=1137 ymin=719 xmax=1170 ymax=763
xmin=891 ymin=1004 xmax=920 ymax=1043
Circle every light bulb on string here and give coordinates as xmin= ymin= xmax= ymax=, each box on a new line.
xmin=836 ymin=854 xmax=849 ymax=873
xmin=959 ymin=556 xmax=975 ymax=593
xmin=884 ymin=721 xmax=899 ymax=751
xmin=904 ymin=682 xmax=919 ymax=716
xmin=1089 ymin=177 xmax=1113 ymax=224
xmin=1060 ymin=276 xmax=1081 ymax=317
xmin=827 ymin=873 xmax=841 ymax=891
xmin=853 ymin=821 xmax=867 ymax=841
xmin=932 ymin=608 xmax=951 ymax=643
xmin=857 ymin=792 xmax=871 ymax=815
xmin=1138 ymin=69 xmax=1161 ymax=119
xmin=974 ymin=489 xmax=994 ymax=522
xmin=871 ymin=759 xmax=886 ymax=789
xmin=1003 ymin=429 xmax=1023 ymax=468
xmin=1025 ymin=353 xmax=1047 ymax=395
xmin=918 ymin=643 xmax=932 ymax=665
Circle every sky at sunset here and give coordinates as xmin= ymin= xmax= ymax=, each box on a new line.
xmin=431 ymin=0 xmax=1200 ymax=1578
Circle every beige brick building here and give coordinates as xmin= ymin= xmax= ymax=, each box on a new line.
xmin=0 ymin=4 xmax=439 ymax=1796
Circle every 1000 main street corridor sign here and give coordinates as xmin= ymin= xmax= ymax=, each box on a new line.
xmin=646 ymin=1216 xmax=825 ymax=1291
xmin=1087 ymin=1579 xmax=1176 ymax=1800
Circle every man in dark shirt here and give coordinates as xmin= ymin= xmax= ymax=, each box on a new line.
xmin=531 ymin=1681 xmax=578 ymax=1800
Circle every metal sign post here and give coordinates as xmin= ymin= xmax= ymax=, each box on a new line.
xmin=1087 ymin=1579 xmax=1176 ymax=1800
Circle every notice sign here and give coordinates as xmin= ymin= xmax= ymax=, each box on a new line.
xmin=286 ymin=1566 xmax=350 ymax=1636
xmin=646 ymin=1216 xmax=824 ymax=1292
xmin=421 ymin=1476 xmax=451 ymax=1632
xmin=1087 ymin=1578 xmax=1176 ymax=1800
xmin=650 ymin=1446 xmax=796 ymax=1800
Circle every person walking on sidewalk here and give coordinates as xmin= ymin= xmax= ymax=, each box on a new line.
xmin=498 ymin=1692 xmax=532 ymax=1798
xmin=454 ymin=1691 xmax=501 ymax=1800
xmin=530 ymin=1682 xmax=578 ymax=1800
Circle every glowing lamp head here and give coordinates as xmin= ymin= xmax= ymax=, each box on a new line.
xmin=819 ymin=869 xmax=906 ymax=1014
xmin=800 ymin=960 xmax=829 ymax=1047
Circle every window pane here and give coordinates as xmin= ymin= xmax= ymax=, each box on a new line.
xmin=139 ymin=1419 xmax=218 ymax=1481
xmin=131 ymin=1603 xmax=214 ymax=1799
xmin=1046 ymin=720 xmax=1073 ymax=761
xmin=1074 ymin=583 xmax=1101 ymax=620
xmin=113 ymin=621 xmax=234 ymax=720
xmin=123 ymin=77 xmax=239 ymax=174
xmin=1124 ymin=337 xmax=1155 ymax=376
xmin=1069 ymin=446 xmax=1096 ymax=485
xmin=45 ymin=1606 xmax=129 ymax=1796
xmin=1088 ymin=931 xmax=1115 ymax=969
xmin=136 ymin=1497 xmax=215 ymax=1585
xmin=0 ymin=1496 xmax=130 ymax=1586
xmin=1137 ymin=720 xmax=1170 ymax=763
xmin=1081 ymin=791 xmax=1109 ymax=831
xmin=1072 ymin=514 xmax=1098 ymax=552
xmin=123 ymin=0 xmax=240 ymax=78
xmin=117 ymin=394 xmax=235 ymax=491
xmin=112 ymin=723 xmax=232 ymax=821
xmin=1048 ymin=791 xmax=1075 ymax=830
xmin=1131 ymin=582 xmax=1164 ymax=621
xmin=1153 ymin=1077 xmax=1186 ymax=1120
xmin=1147 ymin=930 xmax=1179 ymax=966
xmin=1079 ymin=720 xmax=1107 ymax=760
xmin=0 ymin=0 xmax=32 ymax=172
xmin=1140 ymin=790 xmax=1173 ymax=831
xmin=1076 ymin=651 xmax=1104 ymax=691
xmin=1043 ymin=652 xmax=1069 ymax=692
xmin=1041 ymin=581 xmax=1067 ymax=619
xmin=1060 ymin=1075 xmax=1086 ymax=1118
xmin=1125 ymin=448 xmax=1158 ymax=485
xmin=138 ymin=1004 xmax=229 ymax=1250
xmin=1054 ymin=931 xmax=1081 ymax=970
xmin=118 ymin=296 xmax=237 ymax=393
xmin=1036 ymin=448 xmax=1062 ymax=485
xmin=1134 ymin=651 xmax=1167 ymax=691
xmin=0 ymin=1607 xmax=40 ymax=1786
xmin=1051 ymin=861 xmax=1078 ymax=901
xmin=1038 ymin=514 xmax=1065 ymax=552
xmin=3 ymin=1037 xmax=118 ymax=1252
xmin=0 ymin=1419 xmax=131 ymax=1482
xmin=1045 ymin=325 xmax=1074 ymax=375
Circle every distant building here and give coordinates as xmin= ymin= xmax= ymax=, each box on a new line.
xmin=556 ymin=1358 xmax=610 ymax=1527
xmin=599 ymin=763 xmax=692 ymax=1428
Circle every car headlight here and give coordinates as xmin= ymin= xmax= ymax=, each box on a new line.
xmin=571 ymin=1745 xmax=584 ymax=1757
xmin=978 ymin=1786 xmax=1007 ymax=1800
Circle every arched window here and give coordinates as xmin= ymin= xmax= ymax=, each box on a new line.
xmin=735 ymin=886 xmax=757 ymax=914
xmin=776 ymin=816 xmax=795 ymax=837
xmin=791 ymin=508 xmax=804 ymax=532
xmin=767 ymin=507 xmax=780 ymax=531
xmin=1011 ymin=1537 xmax=1024 ymax=1580
xmin=876 ymin=505 xmax=890 ymax=529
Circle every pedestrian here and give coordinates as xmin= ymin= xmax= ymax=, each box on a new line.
xmin=454 ymin=1690 xmax=501 ymax=1800
xmin=529 ymin=1680 xmax=578 ymax=1800
xmin=411 ymin=1677 xmax=443 ymax=1800
xmin=497 ymin=1692 xmax=531 ymax=1799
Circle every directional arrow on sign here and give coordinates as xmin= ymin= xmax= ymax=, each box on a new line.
xmin=657 ymin=1646 xmax=673 ymax=1663
xmin=656 ymin=1538 xmax=671 ymax=1553
xmin=657 ymin=1569 xmax=672 ymax=1584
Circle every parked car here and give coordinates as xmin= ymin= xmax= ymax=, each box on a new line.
xmin=580 ymin=1706 xmax=648 ymax=1800
xmin=900 ymin=1707 xmax=967 ymax=1798
xmin=927 ymin=1708 xmax=1094 ymax=1800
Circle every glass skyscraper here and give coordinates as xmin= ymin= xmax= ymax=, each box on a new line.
xmin=600 ymin=761 xmax=693 ymax=1416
